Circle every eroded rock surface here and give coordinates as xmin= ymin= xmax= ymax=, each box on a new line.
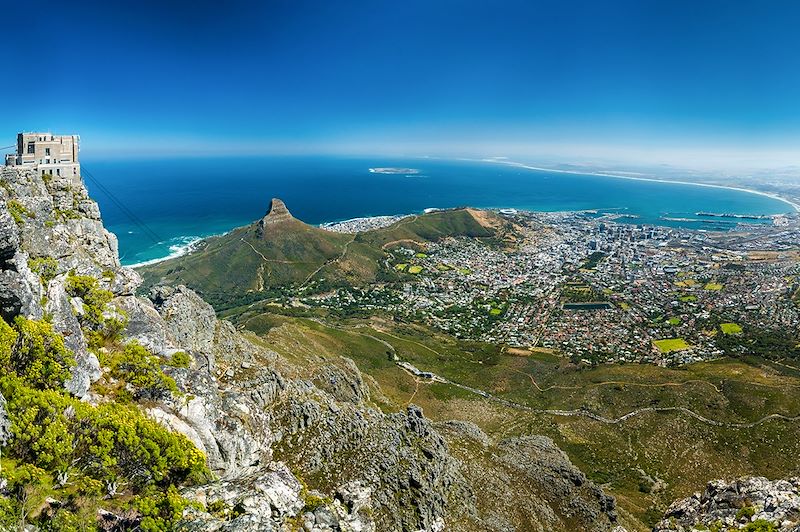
xmin=655 ymin=477 xmax=800 ymax=531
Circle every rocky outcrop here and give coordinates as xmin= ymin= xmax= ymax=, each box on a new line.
xmin=437 ymin=423 xmax=619 ymax=531
xmin=312 ymin=357 xmax=370 ymax=404
xmin=272 ymin=399 xmax=470 ymax=531
xmin=655 ymin=477 xmax=800 ymax=531
xmin=0 ymin=250 xmax=43 ymax=322
xmin=497 ymin=436 xmax=617 ymax=526
xmin=256 ymin=198 xmax=295 ymax=237
xmin=0 ymin=391 xmax=9 ymax=446
xmin=0 ymin=166 xmax=119 ymax=271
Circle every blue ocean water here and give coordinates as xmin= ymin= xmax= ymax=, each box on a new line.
xmin=81 ymin=156 xmax=794 ymax=266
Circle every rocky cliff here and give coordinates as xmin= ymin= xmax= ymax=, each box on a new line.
xmin=0 ymin=166 xmax=622 ymax=531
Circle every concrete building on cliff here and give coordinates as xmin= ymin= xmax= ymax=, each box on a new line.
xmin=4 ymin=132 xmax=80 ymax=179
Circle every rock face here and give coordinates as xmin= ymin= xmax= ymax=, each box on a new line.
xmin=655 ymin=477 xmax=800 ymax=531
xmin=256 ymin=198 xmax=295 ymax=236
xmin=438 ymin=423 xmax=619 ymax=531
xmin=0 ymin=166 xmax=126 ymax=396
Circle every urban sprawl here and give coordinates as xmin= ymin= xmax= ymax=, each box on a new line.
xmin=305 ymin=210 xmax=800 ymax=366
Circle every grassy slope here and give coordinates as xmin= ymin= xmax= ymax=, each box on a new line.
xmin=240 ymin=312 xmax=800 ymax=531
xmin=138 ymin=219 xmax=353 ymax=305
xmin=138 ymin=208 xmax=505 ymax=309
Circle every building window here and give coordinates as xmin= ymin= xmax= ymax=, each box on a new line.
xmin=27 ymin=143 xmax=34 ymax=154
xmin=56 ymin=168 xmax=61 ymax=176
xmin=45 ymin=148 xmax=50 ymax=156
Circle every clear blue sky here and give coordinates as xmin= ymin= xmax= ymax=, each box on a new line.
xmin=2 ymin=0 xmax=800 ymax=167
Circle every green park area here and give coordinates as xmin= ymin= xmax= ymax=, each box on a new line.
xmin=653 ymin=337 xmax=691 ymax=353
xmin=720 ymin=322 xmax=743 ymax=335
xmin=408 ymin=265 xmax=423 ymax=274
xmin=394 ymin=263 xmax=408 ymax=271
xmin=704 ymin=282 xmax=724 ymax=291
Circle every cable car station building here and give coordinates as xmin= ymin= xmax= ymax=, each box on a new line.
xmin=4 ymin=132 xmax=81 ymax=180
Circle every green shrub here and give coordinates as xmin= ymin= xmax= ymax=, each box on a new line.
xmin=134 ymin=485 xmax=203 ymax=531
xmin=0 ymin=318 xmax=210 ymax=529
xmin=1 ymin=374 xmax=208 ymax=488
xmin=7 ymin=199 xmax=34 ymax=224
xmin=168 ymin=351 xmax=191 ymax=368
xmin=8 ymin=316 xmax=74 ymax=390
xmin=109 ymin=341 xmax=178 ymax=400
xmin=66 ymin=274 xmax=113 ymax=328
xmin=737 ymin=505 xmax=756 ymax=520
xmin=743 ymin=520 xmax=777 ymax=531
xmin=28 ymin=257 xmax=59 ymax=284
xmin=65 ymin=272 xmax=126 ymax=348
xmin=0 ymin=315 xmax=17 ymax=368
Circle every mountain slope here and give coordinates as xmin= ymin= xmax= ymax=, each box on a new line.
xmin=138 ymin=200 xmax=511 ymax=309
xmin=139 ymin=199 xmax=355 ymax=306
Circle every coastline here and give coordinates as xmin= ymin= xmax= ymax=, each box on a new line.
xmin=128 ymin=236 xmax=204 ymax=268
xmin=471 ymin=157 xmax=800 ymax=213
xmin=123 ymin=157 xmax=797 ymax=267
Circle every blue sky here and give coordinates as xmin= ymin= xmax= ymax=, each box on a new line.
xmin=2 ymin=0 xmax=800 ymax=168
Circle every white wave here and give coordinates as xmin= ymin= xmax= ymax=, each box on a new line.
xmin=129 ymin=236 xmax=203 ymax=268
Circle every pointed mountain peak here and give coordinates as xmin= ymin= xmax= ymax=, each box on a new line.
xmin=256 ymin=198 xmax=297 ymax=236
xmin=265 ymin=198 xmax=292 ymax=220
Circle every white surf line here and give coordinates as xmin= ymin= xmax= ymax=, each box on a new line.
xmin=449 ymin=156 xmax=800 ymax=213
xmin=128 ymin=237 xmax=203 ymax=268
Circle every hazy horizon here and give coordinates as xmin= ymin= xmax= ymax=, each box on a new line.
xmin=3 ymin=1 xmax=800 ymax=174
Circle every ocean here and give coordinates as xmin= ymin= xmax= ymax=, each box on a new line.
xmin=81 ymin=156 xmax=794 ymax=266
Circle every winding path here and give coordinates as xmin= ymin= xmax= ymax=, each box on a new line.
xmin=300 ymin=235 xmax=357 ymax=287
xmin=439 ymin=372 xmax=800 ymax=428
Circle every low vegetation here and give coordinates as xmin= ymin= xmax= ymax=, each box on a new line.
xmin=6 ymin=199 xmax=34 ymax=225
xmin=0 ymin=310 xmax=208 ymax=529
xmin=66 ymin=273 xmax=127 ymax=349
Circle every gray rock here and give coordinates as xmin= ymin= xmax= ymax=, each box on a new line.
xmin=115 ymin=295 xmax=180 ymax=357
xmin=0 ymin=252 xmax=43 ymax=321
xmin=655 ymin=477 xmax=800 ymax=532
xmin=0 ymin=167 xmax=119 ymax=273
xmin=181 ymin=462 xmax=303 ymax=531
xmin=0 ymin=202 xmax=20 ymax=262
xmin=0 ymin=390 xmax=10 ymax=445
xmin=45 ymin=276 xmax=100 ymax=397
xmin=313 ymin=358 xmax=370 ymax=404
xmin=150 ymin=285 xmax=217 ymax=357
